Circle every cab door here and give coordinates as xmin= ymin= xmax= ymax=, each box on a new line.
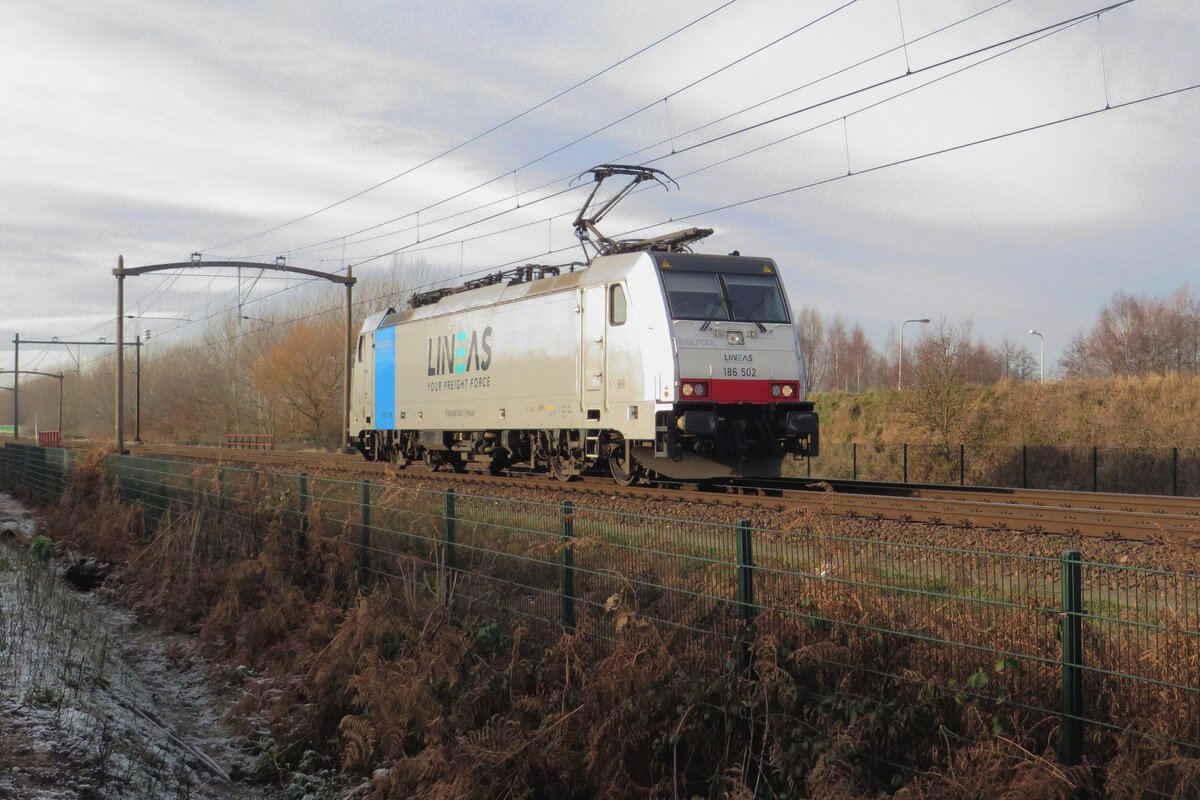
xmin=354 ymin=332 xmax=375 ymax=429
xmin=581 ymin=285 xmax=606 ymax=410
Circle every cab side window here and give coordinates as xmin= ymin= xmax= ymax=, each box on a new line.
xmin=609 ymin=284 xmax=627 ymax=326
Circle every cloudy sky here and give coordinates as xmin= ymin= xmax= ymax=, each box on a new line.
xmin=2 ymin=0 xmax=1198 ymax=381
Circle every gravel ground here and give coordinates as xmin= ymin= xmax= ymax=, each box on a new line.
xmin=349 ymin=466 xmax=1200 ymax=574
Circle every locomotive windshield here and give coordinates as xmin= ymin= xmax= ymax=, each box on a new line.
xmin=663 ymin=270 xmax=789 ymax=323
xmin=662 ymin=271 xmax=729 ymax=320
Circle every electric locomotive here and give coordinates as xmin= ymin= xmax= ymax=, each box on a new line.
xmin=348 ymin=165 xmax=818 ymax=484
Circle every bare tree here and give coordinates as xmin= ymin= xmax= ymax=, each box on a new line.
xmin=1059 ymin=286 xmax=1200 ymax=377
xmin=904 ymin=321 xmax=968 ymax=448
xmin=795 ymin=306 xmax=826 ymax=393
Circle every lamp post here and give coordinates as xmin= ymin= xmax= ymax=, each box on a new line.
xmin=1028 ymin=329 xmax=1045 ymax=383
xmin=898 ymin=318 xmax=930 ymax=390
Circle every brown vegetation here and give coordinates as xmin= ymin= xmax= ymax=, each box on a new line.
xmin=14 ymin=450 xmax=1199 ymax=797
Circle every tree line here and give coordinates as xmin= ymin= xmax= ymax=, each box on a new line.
xmin=795 ymin=309 xmax=1039 ymax=392
xmin=1 ymin=272 xmax=1194 ymax=448
xmin=1058 ymin=287 xmax=1200 ymax=377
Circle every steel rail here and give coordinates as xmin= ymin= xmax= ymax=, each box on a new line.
xmin=41 ymin=441 xmax=1200 ymax=544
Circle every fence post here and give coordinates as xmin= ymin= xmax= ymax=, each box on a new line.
xmin=736 ymin=519 xmax=755 ymax=671
xmin=903 ymin=443 xmax=908 ymax=484
xmin=852 ymin=442 xmax=857 ymax=481
xmin=1172 ymin=447 xmax=1178 ymax=496
xmin=444 ymin=488 xmax=456 ymax=606
xmin=1022 ymin=445 xmax=1028 ymax=489
xmin=1091 ymin=446 xmax=1098 ymax=493
xmin=560 ymin=500 xmax=576 ymax=633
xmin=1059 ymin=550 xmax=1084 ymax=765
xmin=298 ymin=472 xmax=309 ymax=553
xmin=959 ymin=444 xmax=965 ymax=486
xmin=359 ymin=479 xmax=372 ymax=587
xmin=217 ymin=467 xmax=226 ymax=530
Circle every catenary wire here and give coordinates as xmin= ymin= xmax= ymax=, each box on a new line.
xmin=134 ymin=80 xmax=1200 ymax=371
xmin=244 ymin=0 xmax=1102 ymax=267
xmin=59 ymin=1 xmax=1156 ymax=371
xmin=201 ymin=0 xmax=743 ymax=252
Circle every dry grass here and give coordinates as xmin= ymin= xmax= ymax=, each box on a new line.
xmin=19 ymin=449 xmax=1200 ymax=797
xmin=808 ymin=375 xmax=1200 ymax=491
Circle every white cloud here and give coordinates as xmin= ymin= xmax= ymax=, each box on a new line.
xmin=1 ymin=0 xmax=1197 ymax=375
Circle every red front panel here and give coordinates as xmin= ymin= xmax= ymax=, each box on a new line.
xmin=678 ymin=379 xmax=798 ymax=404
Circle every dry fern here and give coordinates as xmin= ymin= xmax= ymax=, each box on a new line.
xmin=338 ymin=714 xmax=377 ymax=771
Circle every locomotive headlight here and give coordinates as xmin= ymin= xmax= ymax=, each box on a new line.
xmin=771 ymin=384 xmax=782 ymax=397
xmin=694 ymin=382 xmax=707 ymax=397
xmin=727 ymin=330 xmax=744 ymax=345
xmin=781 ymin=384 xmax=795 ymax=397
xmin=682 ymin=383 xmax=695 ymax=397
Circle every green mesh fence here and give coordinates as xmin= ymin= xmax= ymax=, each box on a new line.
xmin=789 ymin=441 xmax=1200 ymax=496
xmin=2 ymin=442 xmax=1199 ymax=787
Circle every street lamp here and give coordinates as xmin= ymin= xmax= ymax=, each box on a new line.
xmin=898 ymin=318 xmax=930 ymax=390
xmin=1028 ymin=329 xmax=1045 ymax=383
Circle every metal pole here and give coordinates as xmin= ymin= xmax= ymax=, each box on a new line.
xmin=736 ymin=518 xmax=755 ymax=672
xmin=562 ymin=499 xmax=575 ymax=633
xmin=1029 ymin=330 xmax=1045 ymax=383
xmin=115 ymin=257 xmax=125 ymax=453
xmin=343 ymin=265 xmax=354 ymax=452
xmin=11 ymin=333 xmax=18 ymax=439
xmin=58 ymin=373 xmax=63 ymax=434
xmin=445 ymin=488 xmax=456 ymax=607
xmin=1059 ymin=550 xmax=1084 ymax=765
xmin=898 ymin=318 xmax=930 ymax=390
xmin=134 ymin=335 xmax=142 ymax=444
xmin=359 ymin=479 xmax=372 ymax=587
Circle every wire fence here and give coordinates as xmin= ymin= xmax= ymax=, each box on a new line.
xmin=3 ymin=442 xmax=1200 ymax=794
xmin=790 ymin=441 xmax=1200 ymax=496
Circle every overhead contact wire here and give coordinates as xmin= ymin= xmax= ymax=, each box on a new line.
xmin=202 ymin=0 xmax=743 ymax=252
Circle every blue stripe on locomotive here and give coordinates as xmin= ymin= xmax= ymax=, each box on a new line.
xmin=374 ymin=327 xmax=396 ymax=429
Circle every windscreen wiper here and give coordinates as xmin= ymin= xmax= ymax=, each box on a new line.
xmin=734 ymin=293 xmax=773 ymax=332
xmin=698 ymin=296 xmax=728 ymax=331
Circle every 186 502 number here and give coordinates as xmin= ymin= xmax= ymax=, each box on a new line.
xmin=723 ymin=367 xmax=756 ymax=377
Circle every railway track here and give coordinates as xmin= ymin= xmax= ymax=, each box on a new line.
xmin=34 ymin=440 xmax=1192 ymax=546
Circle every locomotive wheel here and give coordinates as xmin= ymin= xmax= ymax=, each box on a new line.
xmin=608 ymin=449 xmax=642 ymax=487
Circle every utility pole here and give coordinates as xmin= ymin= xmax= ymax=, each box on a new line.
xmin=134 ymin=333 xmax=142 ymax=444
xmin=344 ymin=264 xmax=354 ymax=452
xmin=15 ymin=335 xmax=140 ymax=446
xmin=0 ymin=370 xmax=66 ymax=437
xmin=116 ymin=255 xmax=125 ymax=453
xmin=113 ymin=255 xmax=355 ymax=453
xmin=898 ymin=318 xmax=930 ymax=390
xmin=12 ymin=332 xmax=19 ymax=439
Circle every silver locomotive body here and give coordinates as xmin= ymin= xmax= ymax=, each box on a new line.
xmin=349 ymin=251 xmax=818 ymax=482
